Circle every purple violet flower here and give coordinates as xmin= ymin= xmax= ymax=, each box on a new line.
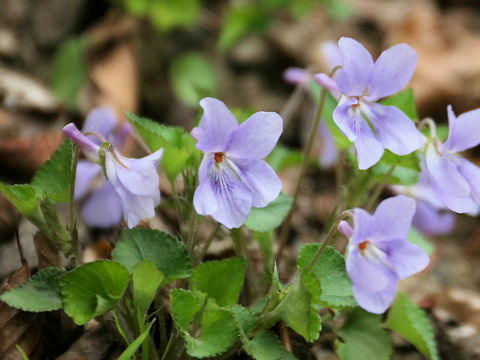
xmin=64 ymin=118 xmax=163 ymax=228
xmin=192 ymin=97 xmax=283 ymax=229
xmin=338 ymin=195 xmax=429 ymax=314
xmin=424 ymin=105 xmax=480 ymax=214
xmin=392 ymin=165 xmax=456 ymax=235
xmin=283 ymin=67 xmax=311 ymax=87
xmin=314 ymin=37 xmax=425 ymax=170
xmin=74 ymin=108 xmax=125 ymax=228
xmin=318 ymin=122 xmax=338 ymax=168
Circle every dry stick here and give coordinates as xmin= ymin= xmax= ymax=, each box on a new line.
xmin=279 ymin=321 xmax=292 ymax=352
xmin=364 ymin=165 xmax=396 ymax=213
xmin=15 ymin=229 xmax=27 ymax=266
xmin=275 ymin=86 xmax=328 ymax=265
xmin=280 ymin=84 xmax=306 ymax=126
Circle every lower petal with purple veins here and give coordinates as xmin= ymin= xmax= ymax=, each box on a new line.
xmin=352 ymin=120 xmax=384 ymax=170
xmin=346 ymin=249 xmax=394 ymax=293
xmin=333 ymin=98 xmax=384 ymax=169
xmin=205 ymin=163 xmax=252 ymax=229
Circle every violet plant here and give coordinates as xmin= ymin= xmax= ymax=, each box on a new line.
xmin=5 ymin=36 xmax=476 ymax=360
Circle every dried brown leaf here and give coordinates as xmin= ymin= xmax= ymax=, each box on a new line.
xmin=56 ymin=322 xmax=118 ymax=360
xmin=33 ymin=231 xmax=62 ymax=269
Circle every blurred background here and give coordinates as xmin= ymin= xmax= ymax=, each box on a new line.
xmin=1 ymin=0 xmax=480 ymax=358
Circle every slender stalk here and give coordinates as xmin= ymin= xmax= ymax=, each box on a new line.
xmin=275 ymin=86 xmax=328 ymax=265
xmin=67 ymin=147 xmax=81 ymax=267
xmin=15 ymin=229 xmax=27 ymax=266
xmin=197 ymin=223 xmax=221 ymax=264
xmin=69 ymin=147 xmax=80 ymax=230
xmin=113 ymin=311 xmax=131 ymax=347
xmin=364 ymin=165 xmax=396 ymax=212
xmin=160 ymin=333 xmax=174 ymax=360
xmin=170 ymin=180 xmax=183 ymax=229
xmin=306 ymin=210 xmax=352 ymax=272
xmin=155 ymin=296 xmax=168 ymax=355
xmin=231 ymin=228 xmax=252 ymax=303
xmin=417 ymin=117 xmax=437 ymax=138
xmin=186 ymin=210 xmax=198 ymax=256
xmin=335 ymin=150 xmax=346 ymax=201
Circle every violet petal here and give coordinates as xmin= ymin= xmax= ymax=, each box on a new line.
xmin=226 ymin=111 xmax=282 ymax=160
xmin=378 ymin=238 xmax=429 ymax=279
xmin=372 ymin=195 xmax=416 ymax=242
xmin=336 ymin=37 xmax=373 ymax=97
xmin=443 ymin=105 xmax=480 ymax=153
xmin=366 ymin=44 xmax=417 ymax=101
xmin=196 ymin=97 xmax=238 ymax=153
xmin=83 ymin=107 xmax=117 ymax=144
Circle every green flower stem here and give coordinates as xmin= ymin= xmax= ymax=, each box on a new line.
xmin=170 ymin=180 xmax=183 ymax=228
xmin=155 ymin=297 xmax=168 ymax=355
xmin=160 ymin=333 xmax=174 ymax=360
xmin=186 ymin=209 xmax=198 ymax=257
xmin=196 ymin=222 xmax=221 ymax=265
xmin=67 ymin=147 xmax=80 ymax=268
xmin=275 ymin=85 xmax=328 ymax=265
xmin=114 ymin=311 xmax=131 ymax=347
xmin=306 ymin=210 xmax=353 ymax=272
xmin=231 ymin=228 xmax=252 ymax=303
xmin=364 ymin=165 xmax=396 ymax=212
xmin=69 ymin=147 xmax=80 ymax=229
xmin=418 ymin=117 xmax=437 ymax=139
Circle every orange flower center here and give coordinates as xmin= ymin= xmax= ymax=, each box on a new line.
xmin=359 ymin=240 xmax=369 ymax=251
xmin=214 ymin=152 xmax=224 ymax=163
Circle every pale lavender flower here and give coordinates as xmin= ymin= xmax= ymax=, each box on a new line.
xmin=392 ymin=165 xmax=456 ymax=235
xmin=74 ymin=108 xmax=125 ymax=228
xmin=338 ymin=196 xmax=429 ymax=314
xmin=314 ymin=37 xmax=425 ymax=170
xmin=64 ymin=120 xmax=163 ymax=228
xmin=321 ymin=41 xmax=343 ymax=71
xmin=283 ymin=67 xmax=311 ymax=87
xmin=318 ymin=122 xmax=338 ymax=168
xmin=424 ymin=105 xmax=480 ymax=214
xmin=192 ymin=97 xmax=282 ymax=229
